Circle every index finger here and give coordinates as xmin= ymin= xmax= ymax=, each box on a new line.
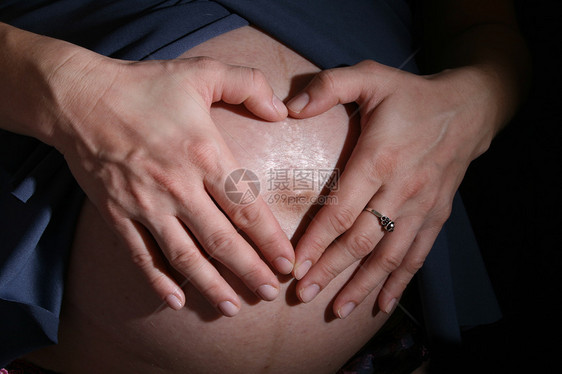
xmin=292 ymin=150 xmax=382 ymax=280
xmin=206 ymin=167 xmax=295 ymax=275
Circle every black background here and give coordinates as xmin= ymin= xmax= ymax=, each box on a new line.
xmin=456 ymin=0 xmax=562 ymax=372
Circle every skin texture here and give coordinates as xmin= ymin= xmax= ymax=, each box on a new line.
xmin=0 ymin=0 xmax=529 ymax=320
xmin=23 ymin=26 xmax=392 ymax=374
xmin=0 ymin=0 xmax=529 ymax=370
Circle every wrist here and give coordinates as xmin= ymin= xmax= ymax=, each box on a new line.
xmin=42 ymin=46 xmax=120 ymax=155
xmin=0 ymin=22 xmax=115 ymax=151
xmin=426 ymin=23 xmax=531 ymax=130
xmin=425 ymin=66 xmax=509 ymax=159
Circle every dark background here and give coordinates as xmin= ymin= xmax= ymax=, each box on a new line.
xmin=456 ymin=0 xmax=562 ymax=372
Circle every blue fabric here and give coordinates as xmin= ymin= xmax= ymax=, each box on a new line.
xmin=0 ymin=135 xmax=83 ymax=364
xmin=216 ymin=0 xmax=418 ymax=71
xmin=0 ymin=0 xmax=501 ymax=365
xmin=0 ymin=0 xmax=249 ymax=60
xmin=418 ymin=194 xmax=501 ymax=344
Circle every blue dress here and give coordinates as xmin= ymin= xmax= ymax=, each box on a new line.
xmin=0 ymin=0 xmax=501 ymax=366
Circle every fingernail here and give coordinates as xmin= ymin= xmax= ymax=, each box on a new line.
xmin=273 ymin=256 xmax=294 ymax=274
xmin=337 ymin=302 xmax=356 ymax=319
xmin=299 ymin=284 xmax=320 ymax=303
xmin=218 ymin=301 xmax=239 ymax=317
xmin=272 ymin=95 xmax=287 ymax=116
xmin=384 ymin=298 xmax=397 ymax=314
xmin=166 ymin=294 xmax=183 ymax=310
xmin=286 ymin=93 xmax=309 ymax=113
xmin=294 ymin=260 xmax=312 ymax=280
xmin=257 ymin=284 xmax=279 ymax=301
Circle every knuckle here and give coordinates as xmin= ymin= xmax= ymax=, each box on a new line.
xmin=130 ymin=251 xmax=155 ymax=270
xmin=187 ymin=57 xmax=225 ymax=102
xmin=147 ymin=272 xmax=170 ymax=293
xmin=251 ymin=229 xmax=287 ymax=260
xmin=353 ymin=277 xmax=375 ymax=297
xmin=186 ymin=140 xmax=221 ymax=172
xmin=230 ymin=203 xmax=262 ymax=230
xmin=168 ymin=248 xmax=201 ymax=273
xmin=315 ymin=69 xmax=339 ymax=94
xmin=261 ymin=229 xmax=287 ymax=251
xmin=403 ymin=257 xmax=425 ymax=275
xmin=124 ymin=184 xmax=155 ymax=215
xmin=389 ymin=274 xmax=412 ymax=292
xmin=203 ymin=229 xmax=236 ymax=258
xmin=328 ymin=205 xmax=356 ymax=234
xmin=369 ymin=151 xmax=398 ymax=181
xmin=191 ymin=56 xmax=222 ymax=71
xmin=438 ymin=203 xmax=453 ymax=222
xmin=427 ymin=209 xmax=450 ymax=229
xmin=101 ymin=203 xmax=122 ymax=223
xmin=357 ymin=153 xmax=396 ymax=186
xmin=305 ymin=235 xmax=330 ymax=261
xmin=238 ymin=264 xmax=267 ymax=286
xmin=378 ymin=253 xmax=403 ymax=273
xmin=316 ymin=257 xmax=343 ymax=281
xmin=407 ymin=194 xmax=453 ymax=226
xmin=248 ymin=67 xmax=268 ymax=90
xmin=151 ymin=172 xmax=190 ymax=203
xmin=346 ymin=232 xmax=376 ymax=259
xmin=400 ymin=175 xmax=430 ymax=200
xmin=358 ymin=59 xmax=379 ymax=71
xmin=198 ymin=280 xmax=224 ymax=301
xmin=416 ymin=191 xmax=440 ymax=213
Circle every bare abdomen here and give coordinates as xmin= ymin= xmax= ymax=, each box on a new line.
xmin=26 ymin=26 xmax=389 ymax=374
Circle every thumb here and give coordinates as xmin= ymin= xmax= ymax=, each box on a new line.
xmin=286 ymin=60 xmax=391 ymax=119
xmin=214 ymin=64 xmax=288 ymax=121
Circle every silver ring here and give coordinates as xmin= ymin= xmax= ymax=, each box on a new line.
xmin=364 ymin=208 xmax=395 ymax=232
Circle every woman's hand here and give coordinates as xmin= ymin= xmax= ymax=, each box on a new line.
xmin=48 ymin=53 xmax=295 ymax=316
xmin=287 ymin=60 xmax=501 ymax=318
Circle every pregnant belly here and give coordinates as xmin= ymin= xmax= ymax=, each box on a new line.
xmin=173 ymin=27 xmax=385 ymax=373
xmin=27 ymin=26 xmax=390 ymax=374
xmin=182 ymin=26 xmax=360 ymax=242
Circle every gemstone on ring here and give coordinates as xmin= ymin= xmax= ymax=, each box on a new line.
xmin=364 ymin=208 xmax=395 ymax=232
